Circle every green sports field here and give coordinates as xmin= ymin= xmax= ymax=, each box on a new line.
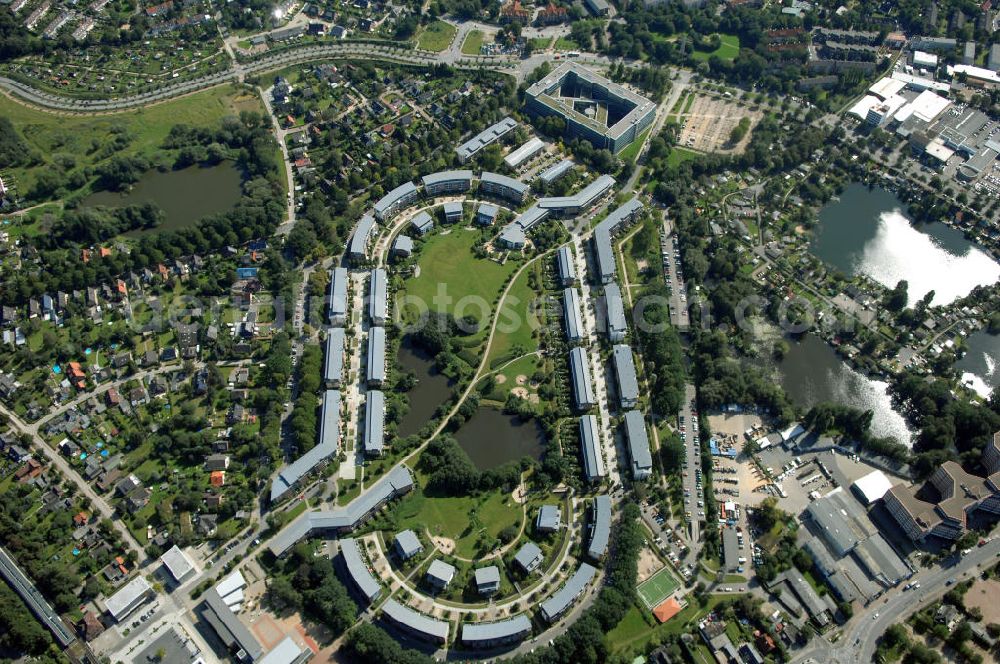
xmin=637 ymin=567 xmax=680 ymax=609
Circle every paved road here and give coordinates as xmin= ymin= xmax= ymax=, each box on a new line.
xmin=678 ymin=383 xmax=700 ymax=554
xmin=793 ymin=540 xmax=1000 ymax=664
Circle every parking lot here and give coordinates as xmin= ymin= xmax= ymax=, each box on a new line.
xmin=660 ymin=217 xmax=689 ymax=331
xmin=678 ymin=384 xmax=701 ymax=549
xmin=678 ymin=95 xmax=761 ymax=154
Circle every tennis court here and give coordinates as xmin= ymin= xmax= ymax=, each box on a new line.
xmin=637 ymin=567 xmax=680 ymax=609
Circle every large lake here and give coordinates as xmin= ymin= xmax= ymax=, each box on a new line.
xmin=454 ymin=407 xmax=544 ymax=470
xmin=763 ymin=334 xmax=914 ymax=446
xmin=956 ymin=329 xmax=1000 ymax=399
xmin=82 ymin=162 xmax=243 ymax=235
xmin=811 ymin=183 xmax=1000 ymax=307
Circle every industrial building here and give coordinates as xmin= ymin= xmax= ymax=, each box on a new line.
xmin=339 ymin=537 xmax=382 ymax=604
xmin=505 ymin=137 xmax=546 ymax=169
xmin=373 ymin=181 xmax=418 ymax=222
xmin=328 ymin=267 xmax=349 ymax=326
xmin=569 ymin=347 xmax=596 ymax=410
xmin=612 ymin=344 xmax=639 ymax=409
xmin=525 ymin=63 xmax=655 ymax=154
xmin=348 ymin=214 xmax=377 ymax=264
xmin=324 ymin=328 xmax=345 ymax=388
xmin=556 ymin=246 xmax=577 ymax=285
xmin=410 ymin=211 xmax=434 ymax=235
xmin=366 ymin=326 xmax=386 ymax=386
xmin=270 ymin=390 xmax=341 ymax=502
xmin=461 ymin=615 xmax=532 ymax=648
xmin=623 ymin=410 xmax=652 ymax=480
xmin=268 ymin=466 xmax=414 ymax=557
xmin=587 ymin=494 xmax=611 ymax=560
xmin=422 ymin=170 xmax=473 ymax=196
xmin=456 ymin=117 xmax=518 ymax=163
xmin=563 ymin=287 xmax=585 ymax=344
xmin=579 ymin=414 xmax=606 ymax=482
xmin=539 ymin=563 xmax=597 ymax=623
xmin=604 ymin=282 xmax=627 ymax=342
xmin=368 ymin=268 xmax=388 ymax=325
xmin=479 ymin=171 xmax=529 ymax=204
xmin=364 ymin=390 xmax=385 ymax=456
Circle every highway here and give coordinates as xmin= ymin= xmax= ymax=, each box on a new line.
xmin=793 ymin=539 xmax=1000 ymax=664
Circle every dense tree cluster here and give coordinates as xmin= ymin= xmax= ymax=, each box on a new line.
xmin=289 ymin=343 xmax=323 ymax=456
xmin=419 ymin=435 xmax=522 ymax=496
xmin=268 ymin=542 xmax=357 ymax=635
xmin=633 ymin=284 xmax=687 ymax=416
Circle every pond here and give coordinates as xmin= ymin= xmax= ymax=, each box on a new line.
xmin=762 ymin=334 xmax=914 ymax=446
xmin=956 ymin=329 xmax=1000 ymax=399
xmin=811 ymin=183 xmax=1000 ymax=307
xmin=454 ymin=407 xmax=544 ymax=470
xmin=396 ymin=338 xmax=454 ymax=438
xmin=82 ymin=162 xmax=243 ymax=235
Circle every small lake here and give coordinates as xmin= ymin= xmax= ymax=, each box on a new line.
xmin=454 ymin=407 xmax=544 ymax=470
xmin=396 ymin=339 xmax=454 ymax=438
xmin=956 ymin=329 xmax=1000 ymax=399
xmin=812 ymin=183 xmax=1000 ymax=307
xmin=763 ymin=334 xmax=914 ymax=446
xmin=82 ymin=162 xmax=243 ymax=235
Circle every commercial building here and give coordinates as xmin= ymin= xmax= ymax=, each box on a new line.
xmin=373 ymin=181 xmax=418 ymax=222
xmin=257 ymin=637 xmax=312 ymax=664
xmin=268 ymin=466 xmax=414 ymax=557
xmin=563 ymin=287 xmax=585 ymax=344
xmin=368 ymin=268 xmax=388 ymax=325
xmin=339 ymin=537 xmax=382 ymax=604
xmin=513 ymin=542 xmax=544 ymax=573
xmin=948 ymin=63 xmax=1000 ymax=87
xmin=479 ymin=171 xmax=529 ymax=204
xmin=805 ymin=488 xmax=875 ymax=557
xmin=394 ymin=530 xmax=423 ymax=560
xmin=270 ymin=390 xmax=341 ymax=502
xmin=0 ymin=547 xmax=76 ymax=647
xmin=498 ymin=205 xmax=549 ymax=249
xmin=366 ymin=326 xmax=386 ymax=386
xmin=587 ymin=494 xmax=611 ymax=560
xmin=476 ymin=203 xmax=499 ymax=226
xmin=770 ymin=570 xmax=833 ymax=627
xmin=539 ymin=563 xmax=597 ymax=623
xmin=381 ymin=599 xmax=449 ymax=643
xmin=426 ymin=559 xmax=457 ymax=590
xmin=539 ymin=159 xmax=574 ymax=185
xmin=537 ymin=174 xmax=615 ymax=216
xmin=348 ymin=214 xmax=377 ymax=264
xmin=410 ymin=211 xmax=434 ymax=235
xmin=474 ymin=566 xmax=500 ymax=595
xmin=422 ymin=170 xmax=473 ymax=196
xmin=851 ymin=470 xmax=894 ymax=505
xmin=604 ymin=282 xmax=627 ymax=342
xmin=913 ymin=50 xmax=939 ymax=69
xmin=556 ymin=246 xmax=576 ymax=285
xmin=105 ymin=576 xmax=154 ymax=622
xmin=201 ymin=588 xmax=264 ymax=661
xmin=160 ymin=545 xmax=196 ymax=584
xmin=461 ymin=615 xmax=532 ymax=648
xmin=525 ymin=63 xmax=655 ymax=154
xmin=884 ymin=442 xmax=1000 ymax=542
xmin=456 ymin=117 xmax=518 ymax=163
xmin=910 ymin=36 xmax=957 ymax=53
xmin=364 ymin=390 xmax=385 ymax=456
xmin=722 ymin=527 xmax=740 ymax=571
xmin=443 ymin=201 xmax=463 ymax=223
xmin=569 ymin=347 xmax=596 ymax=410
xmin=623 ymin=410 xmax=652 ymax=480
xmin=324 ymin=328 xmax=345 ymax=388
xmin=612 ymin=344 xmax=639 ymax=409
xmin=594 ymin=198 xmax=643 ymax=283
xmin=392 ymin=235 xmax=413 ymax=258
xmin=505 ymin=137 xmax=546 ymax=169
xmin=536 ymin=504 xmax=562 ymax=532
xmin=328 ymin=267 xmax=349 ymax=326
xmin=579 ymin=414 xmax=606 ymax=482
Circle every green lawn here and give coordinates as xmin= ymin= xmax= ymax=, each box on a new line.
xmin=607 ymin=597 xmax=725 ymax=654
xmin=461 ymin=29 xmax=486 ymax=55
xmin=529 ymin=37 xmax=552 ymax=51
xmin=618 ymin=128 xmax=651 ymax=163
xmin=401 ymin=229 xmax=519 ymax=344
xmin=554 ymin=37 xmax=578 ymax=50
xmin=2 ymin=85 xmax=262 ymax=205
xmin=667 ymin=146 xmax=701 ymax=167
xmin=691 ymin=34 xmax=740 ymax=62
xmin=417 ymin=20 xmax=457 ymax=51
xmin=390 ymin=487 xmax=523 ymax=559
xmin=486 ymin=261 xmax=544 ymax=365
